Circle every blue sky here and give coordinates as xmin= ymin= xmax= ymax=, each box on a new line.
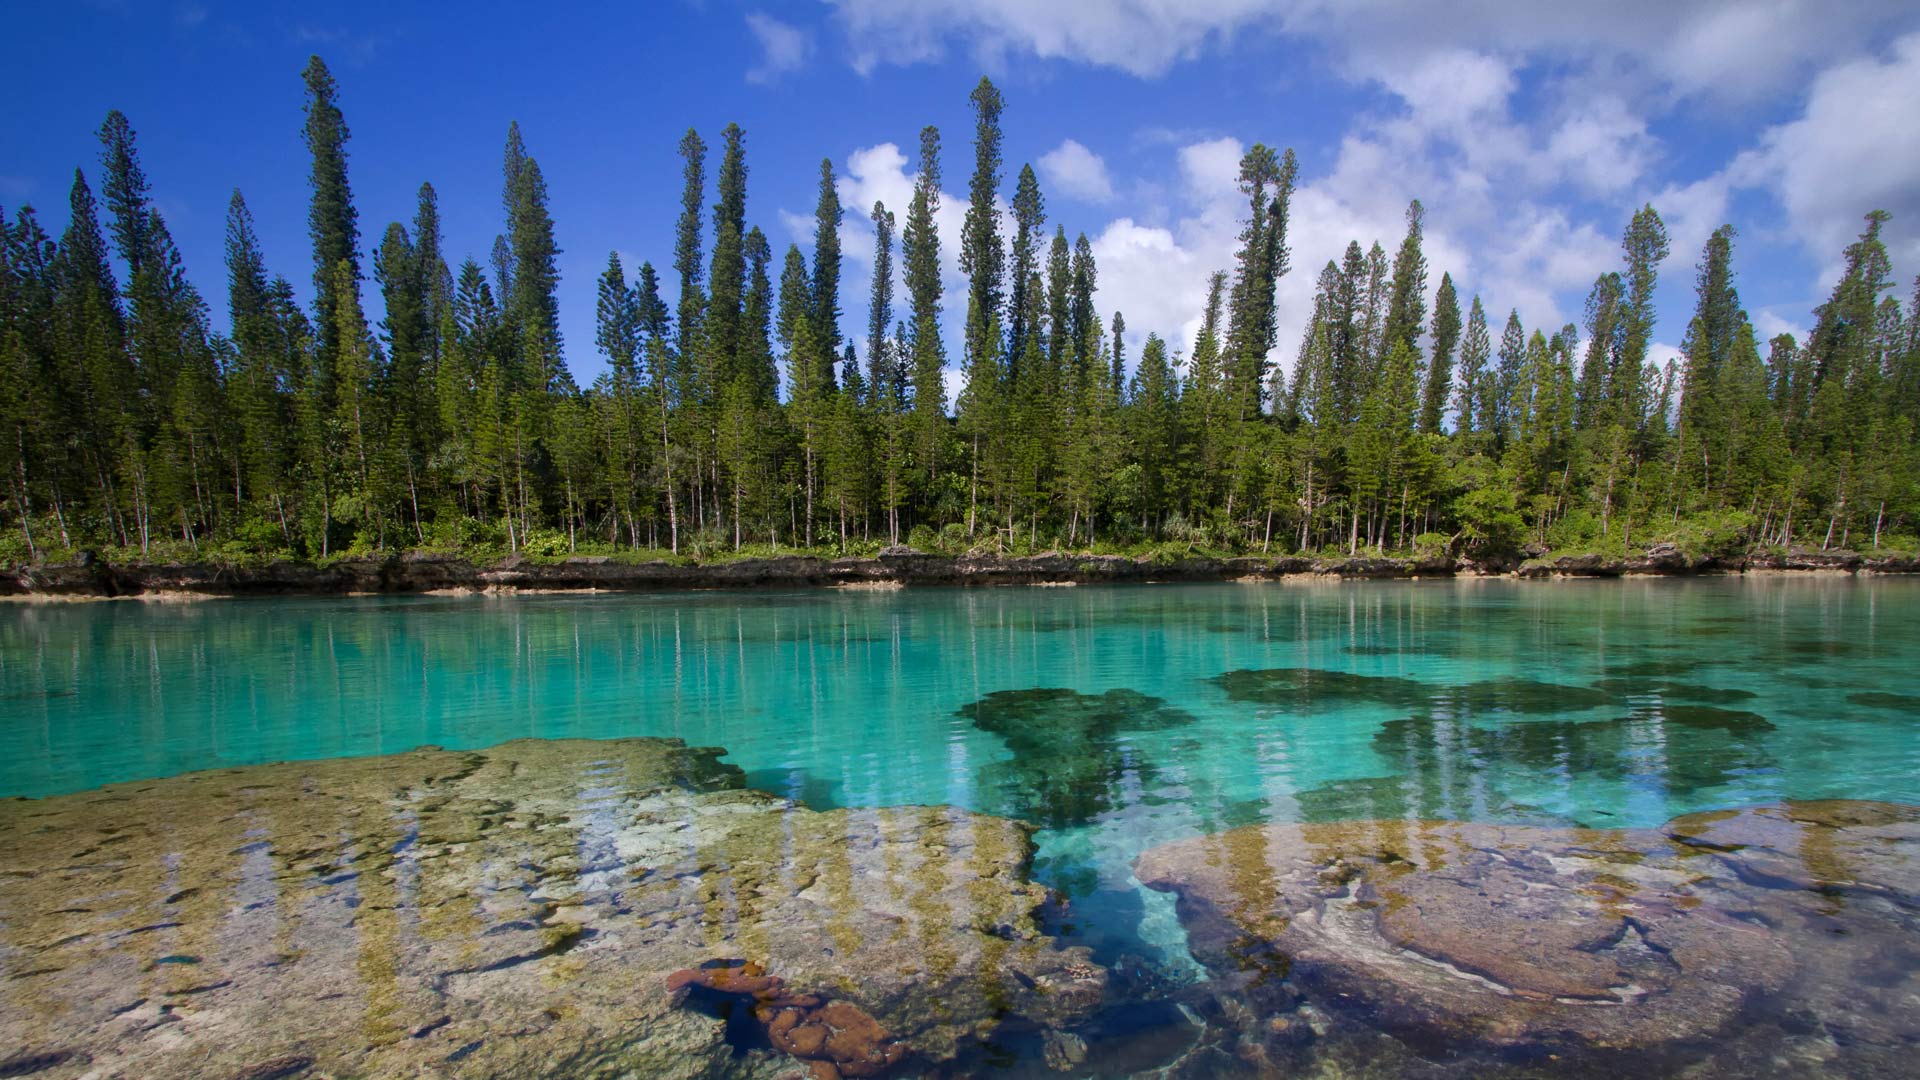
xmin=6 ymin=1 xmax=1919 ymax=399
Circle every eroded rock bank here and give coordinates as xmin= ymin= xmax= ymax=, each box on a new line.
xmin=7 ymin=544 xmax=1920 ymax=598
xmin=0 ymin=738 xmax=1106 ymax=1079
xmin=1133 ymin=801 xmax=1920 ymax=1077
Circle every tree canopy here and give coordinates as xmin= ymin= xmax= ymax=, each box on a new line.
xmin=2 ymin=64 xmax=1916 ymax=565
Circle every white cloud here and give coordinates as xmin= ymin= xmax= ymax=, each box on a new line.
xmin=1543 ymin=96 xmax=1654 ymax=196
xmin=831 ymin=0 xmax=1281 ymax=78
xmin=827 ymin=0 xmax=1912 ymax=104
xmin=796 ymin=10 xmax=1920 ymax=397
xmin=1755 ymin=309 xmax=1808 ymax=345
xmin=1037 ymin=139 xmax=1115 ymax=203
xmin=745 ymin=12 xmax=812 ymax=85
xmin=1734 ymin=33 xmax=1920 ymax=274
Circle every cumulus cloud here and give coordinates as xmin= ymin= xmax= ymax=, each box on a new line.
xmin=825 ymin=0 xmax=1911 ymax=104
xmin=771 ymin=141 xmax=976 ymax=409
xmin=798 ymin=3 xmax=1919 ymax=389
xmin=745 ymin=12 xmax=811 ymax=85
xmin=1733 ymin=33 xmax=1920 ymax=274
xmin=1037 ymin=139 xmax=1115 ymax=203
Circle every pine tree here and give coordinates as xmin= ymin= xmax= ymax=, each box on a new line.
xmin=1185 ymin=270 xmax=1229 ymax=506
xmin=330 ymin=257 xmax=381 ymax=542
xmin=742 ymin=227 xmax=778 ymax=404
xmin=1575 ymin=273 xmax=1623 ymax=430
xmin=1221 ymin=145 xmax=1298 ymax=419
xmin=673 ymin=129 xmax=707 ymax=359
xmin=783 ymin=260 xmax=825 ymax=546
xmin=866 ymin=202 xmax=896 ymax=407
xmin=1454 ymin=296 xmax=1490 ymax=437
xmin=595 ymin=251 xmax=645 ymax=547
xmin=1419 ymin=271 xmax=1459 ymax=433
xmin=959 ymin=77 xmax=1006 ymax=381
xmin=811 ymin=157 xmax=842 ymax=376
xmin=1331 ymin=243 xmax=1369 ymax=423
xmin=705 ymin=123 xmax=748 ymax=392
xmin=57 ymin=168 xmax=135 ymax=542
xmin=1070 ymin=233 xmax=1098 ymax=376
xmin=902 ymin=126 xmax=947 ymax=500
xmin=1677 ymin=225 xmax=1742 ymax=501
xmin=1614 ymin=205 xmax=1670 ymax=433
xmin=1007 ymin=163 xmax=1045 ymax=377
xmin=636 ymin=261 xmax=680 ymax=551
xmin=302 ymin=57 xmax=359 ymax=382
xmin=1045 ymin=227 xmax=1072 ymax=372
xmin=1128 ymin=331 xmax=1179 ymax=532
xmin=1381 ymin=200 xmax=1429 ymax=362
xmin=1491 ymin=310 xmax=1527 ymax=451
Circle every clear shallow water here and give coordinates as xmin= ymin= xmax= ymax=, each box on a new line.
xmin=3 ymin=577 xmax=1919 ymax=975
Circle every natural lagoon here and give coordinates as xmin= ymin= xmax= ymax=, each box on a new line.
xmin=1 ymin=577 xmax=1916 ymax=1077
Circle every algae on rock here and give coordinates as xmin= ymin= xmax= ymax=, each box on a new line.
xmin=0 ymin=737 xmax=1106 ymax=1079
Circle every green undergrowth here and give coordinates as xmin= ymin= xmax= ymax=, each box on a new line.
xmin=6 ymin=519 xmax=1914 ymax=572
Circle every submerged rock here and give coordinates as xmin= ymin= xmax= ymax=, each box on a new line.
xmin=1847 ymin=690 xmax=1920 ymax=712
xmin=962 ymin=688 xmax=1197 ymax=831
xmin=666 ymin=960 xmax=906 ymax=1080
xmin=1212 ymin=668 xmax=1434 ymax=711
xmin=1215 ymin=668 xmax=1620 ymax=719
xmin=1135 ymin=801 xmax=1920 ymax=1068
xmin=0 ymin=738 xmax=1105 ymax=1079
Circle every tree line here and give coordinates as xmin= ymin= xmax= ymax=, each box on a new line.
xmin=3 ymin=60 xmax=1917 ymax=565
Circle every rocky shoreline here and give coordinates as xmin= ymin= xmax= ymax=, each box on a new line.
xmin=5 ymin=737 xmax=1913 ymax=1078
xmin=0 ymin=737 xmax=1106 ymax=1080
xmin=5 ymin=544 xmax=1917 ymax=598
xmin=1134 ymin=800 xmax=1920 ymax=1076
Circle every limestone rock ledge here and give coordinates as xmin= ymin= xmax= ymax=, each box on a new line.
xmin=0 ymin=738 xmax=1106 ymax=1079
xmin=1134 ymin=801 xmax=1920 ymax=1064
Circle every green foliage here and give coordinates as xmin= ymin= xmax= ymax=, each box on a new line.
xmin=1659 ymin=509 xmax=1755 ymax=560
xmin=1453 ymin=485 xmax=1526 ymax=556
xmin=1 ymin=68 xmax=1914 ymax=578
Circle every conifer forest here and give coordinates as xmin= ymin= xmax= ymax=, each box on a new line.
xmin=4 ymin=60 xmax=1917 ymax=567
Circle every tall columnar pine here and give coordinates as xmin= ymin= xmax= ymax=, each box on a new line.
xmin=1419 ymin=271 xmax=1460 ymax=434
xmin=959 ymin=77 xmax=1006 ymax=384
xmin=811 ymin=157 xmax=842 ymax=379
xmin=1007 ymin=164 xmax=1045 ymax=378
xmin=673 ymin=129 xmax=707 ymax=361
xmin=1221 ymin=145 xmax=1299 ymax=420
xmin=1492 ymin=310 xmax=1527 ymax=452
xmin=1381 ymin=200 xmax=1428 ymax=364
xmin=5 ymin=68 xmax=1918 ymax=565
xmin=903 ymin=126 xmax=947 ymax=497
xmin=866 ymin=202 xmax=897 ymax=408
xmin=1453 ymin=296 xmax=1490 ymax=438
xmin=302 ymin=57 xmax=358 ymax=384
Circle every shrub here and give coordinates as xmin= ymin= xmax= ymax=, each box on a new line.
xmin=1663 ymin=510 xmax=1754 ymax=560
xmin=937 ymin=522 xmax=970 ymax=553
xmin=1453 ymin=486 xmax=1526 ymax=557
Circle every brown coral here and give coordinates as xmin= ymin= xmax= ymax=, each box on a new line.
xmin=666 ymin=960 xmax=907 ymax=1080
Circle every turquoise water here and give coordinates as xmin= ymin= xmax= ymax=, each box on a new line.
xmin=4 ymin=577 xmax=1919 ymax=970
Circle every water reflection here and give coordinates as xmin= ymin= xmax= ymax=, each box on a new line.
xmin=0 ymin=738 xmax=1105 ymax=1078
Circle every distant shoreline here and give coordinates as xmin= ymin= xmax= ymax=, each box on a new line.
xmin=4 ymin=547 xmax=1915 ymax=600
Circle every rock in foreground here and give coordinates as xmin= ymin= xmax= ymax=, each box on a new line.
xmin=1135 ymin=802 xmax=1920 ymax=1065
xmin=0 ymin=738 xmax=1105 ymax=1079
